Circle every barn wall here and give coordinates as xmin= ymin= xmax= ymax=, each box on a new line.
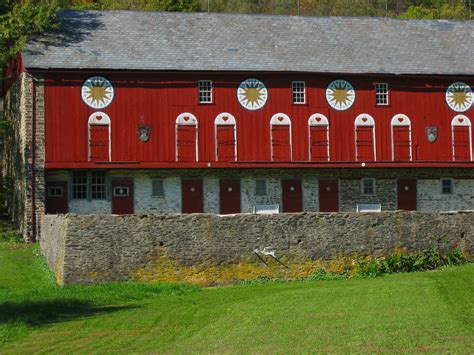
xmin=41 ymin=212 xmax=474 ymax=285
xmin=44 ymin=72 xmax=474 ymax=167
xmin=45 ymin=168 xmax=474 ymax=214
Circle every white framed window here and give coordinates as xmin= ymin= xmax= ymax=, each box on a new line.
xmin=72 ymin=171 xmax=107 ymax=200
xmin=72 ymin=171 xmax=88 ymax=199
xmin=361 ymin=178 xmax=375 ymax=195
xmin=292 ymin=81 xmax=306 ymax=104
xmin=441 ymin=179 xmax=453 ymax=194
xmin=198 ymin=80 xmax=212 ymax=103
xmin=375 ymin=83 xmax=389 ymax=106
xmin=47 ymin=187 xmax=63 ymax=197
xmin=255 ymin=179 xmax=267 ymax=196
xmin=152 ymin=179 xmax=165 ymax=197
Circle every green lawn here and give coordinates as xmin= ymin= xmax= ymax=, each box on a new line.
xmin=0 ymin=222 xmax=473 ymax=353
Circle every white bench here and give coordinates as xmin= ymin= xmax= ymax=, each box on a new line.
xmin=356 ymin=203 xmax=382 ymax=212
xmin=253 ymin=204 xmax=280 ymax=214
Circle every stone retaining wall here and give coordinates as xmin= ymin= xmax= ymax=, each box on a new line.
xmin=41 ymin=212 xmax=473 ymax=286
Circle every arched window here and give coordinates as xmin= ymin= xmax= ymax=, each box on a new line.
xmin=214 ymin=113 xmax=237 ymax=162
xmin=451 ymin=115 xmax=472 ymax=161
xmin=308 ymin=113 xmax=329 ymax=161
xmin=354 ymin=114 xmax=376 ymax=161
xmin=391 ymin=114 xmax=412 ymax=161
xmin=176 ymin=113 xmax=198 ymax=162
xmin=88 ymin=112 xmax=111 ymax=162
xmin=270 ymin=113 xmax=292 ymax=161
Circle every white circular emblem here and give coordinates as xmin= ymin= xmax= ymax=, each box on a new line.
xmin=237 ymin=78 xmax=268 ymax=111
xmin=190 ymin=187 xmax=196 ymax=192
xmin=326 ymin=79 xmax=355 ymax=111
xmin=81 ymin=76 xmax=114 ymax=109
xmin=445 ymin=82 xmax=472 ymax=112
xmin=290 ymin=186 xmax=295 ymax=191
xmin=228 ymin=187 xmax=233 ymax=192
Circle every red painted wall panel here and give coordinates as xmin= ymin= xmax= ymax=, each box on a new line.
xmin=309 ymin=126 xmax=329 ymax=161
xmin=89 ymin=125 xmax=109 ymax=162
xmin=43 ymin=72 xmax=474 ymax=168
xmin=177 ymin=126 xmax=197 ymax=162
xmin=356 ymin=127 xmax=375 ymax=161
xmin=271 ymin=125 xmax=291 ymax=161
xmin=393 ymin=127 xmax=411 ymax=161
xmin=453 ymin=127 xmax=471 ymax=161
xmin=216 ymin=126 xmax=235 ymax=161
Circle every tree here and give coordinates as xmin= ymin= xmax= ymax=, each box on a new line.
xmin=0 ymin=1 xmax=59 ymax=79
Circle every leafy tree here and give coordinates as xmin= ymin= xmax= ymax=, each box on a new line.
xmin=400 ymin=5 xmax=439 ymax=18
xmin=0 ymin=1 xmax=59 ymax=79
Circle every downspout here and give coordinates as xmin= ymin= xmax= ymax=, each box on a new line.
xmin=30 ymin=75 xmax=36 ymax=242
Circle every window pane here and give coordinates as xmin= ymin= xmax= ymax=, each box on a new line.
xmin=362 ymin=179 xmax=374 ymax=195
xmin=152 ymin=179 xmax=165 ymax=197
xmin=441 ymin=179 xmax=452 ymax=194
xmin=72 ymin=171 xmax=87 ymax=199
xmin=91 ymin=171 xmax=106 ymax=200
xmin=255 ymin=179 xmax=267 ymax=196
xmin=292 ymin=81 xmax=305 ymax=104
xmin=198 ymin=80 xmax=212 ymax=103
xmin=375 ymin=83 xmax=388 ymax=105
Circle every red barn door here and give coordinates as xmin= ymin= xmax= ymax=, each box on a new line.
xmin=176 ymin=113 xmax=198 ymax=162
xmin=88 ymin=112 xmax=111 ymax=162
xmin=319 ymin=179 xmax=339 ymax=212
xmin=309 ymin=114 xmax=329 ymax=161
xmin=391 ymin=114 xmax=412 ymax=161
xmin=355 ymin=115 xmax=376 ymax=162
xmin=397 ymin=179 xmax=417 ymax=211
xmin=271 ymin=114 xmax=292 ymax=161
xmin=112 ymin=179 xmax=134 ymax=214
xmin=281 ymin=179 xmax=302 ymax=212
xmin=219 ymin=179 xmax=240 ymax=214
xmin=215 ymin=113 xmax=237 ymax=162
xmin=45 ymin=181 xmax=68 ymax=214
xmin=451 ymin=116 xmax=472 ymax=161
xmin=182 ymin=179 xmax=203 ymax=213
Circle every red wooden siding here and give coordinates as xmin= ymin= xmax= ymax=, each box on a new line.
xmin=310 ymin=126 xmax=329 ymax=161
xmin=89 ymin=125 xmax=109 ymax=162
xmin=452 ymin=127 xmax=471 ymax=161
xmin=216 ymin=126 xmax=236 ymax=161
xmin=271 ymin=126 xmax=291 ymax=161
xmin=176 ymin=126 xmax=197 ymax=162
xmin=43 ymin=72 xmax=473 ymax=168
xmin=356 ymin=127 xmax=375 ymax=161
xmin=392 ymin=127 xmax=411 ymax=161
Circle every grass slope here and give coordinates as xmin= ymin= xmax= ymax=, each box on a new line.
xmin=0 ymin=222 xmax=473 ymax=353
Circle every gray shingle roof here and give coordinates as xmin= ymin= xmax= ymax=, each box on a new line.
xmin=23 ymin=10 xmax=474 ymax=75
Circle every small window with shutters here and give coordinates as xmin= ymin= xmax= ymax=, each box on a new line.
xmin=354 ymin=114 xmax=376 ymax=162
xmin=214 ymin=113 xmax=237 ymax=162
xmin=176 ymin=113 xmax=198 ymax=162
xmin=451 ymin=115 xmax=472 ymax=161
xmin=270 ymin=113 xmax=292 ymax=161
xmin=308 ymin=114 xmax=329 ymax=161
xmin=391 ymin=114 xmax=412 ymax=161
xmin=88 ymin=112 xmax=111 ymax=162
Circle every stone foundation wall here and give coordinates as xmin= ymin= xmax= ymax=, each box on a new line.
xmin=41 ymin=211 xmax=473 ymax=286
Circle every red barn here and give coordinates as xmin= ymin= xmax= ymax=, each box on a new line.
xmin=1 ymin=11 xmax=473 ymax=240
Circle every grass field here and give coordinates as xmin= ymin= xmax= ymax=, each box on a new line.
xmin=0 ymin=221 xmax=473 ymax=353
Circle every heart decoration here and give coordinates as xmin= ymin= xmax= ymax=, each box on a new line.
xmin=398 ymin=117 xmax=404 ymax=123
xmin=96 ymin=115 xmax=102 ymax=121
xmin=315 ymin=117 xmax=321 ymax=122
xmin=362 ymin=117 xmax=368 ymax=123
xmin=278 ymin=116 xmax=284 ymax=122
xmin=459 ymin=118 xmax=464 ymax=124
xmin=183 ymin=116 xmax=190 ymax=122
xmin=222 ymin=116 xmax=229 ymax=122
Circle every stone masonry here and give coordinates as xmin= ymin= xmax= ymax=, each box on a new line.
xmin=41 ymin=211 xmax=473 ymax=285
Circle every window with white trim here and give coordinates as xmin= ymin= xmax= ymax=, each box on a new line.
xmin=152 ymin=179 xmax=165 ymax=197
xmin=375 ymin=83 xmax=389 ymax=106
xmin=292 ymin=81 xmax=305 ymax=104
xmin=72 ymin=171 xmax=107 ymax=200
xmin=198 ymin=80 xmax=212 ymax=103
xmin=361 ymin=178 xmax=375 ymax=195
xmin=441 ymin=179 xmax=453 ymax=194
xmin=47 ymin=187 xmax=63 ymax=197
xmin=255 ymin=179 xmax=267 ymax=196
xmin=72 ymin=171 xmax=88 ymax=199
xmin=91 ymin=171 xmax=106 ymax=200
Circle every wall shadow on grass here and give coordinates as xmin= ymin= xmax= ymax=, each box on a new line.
xmin=0 ymin=299 xmax=138 ymax=327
